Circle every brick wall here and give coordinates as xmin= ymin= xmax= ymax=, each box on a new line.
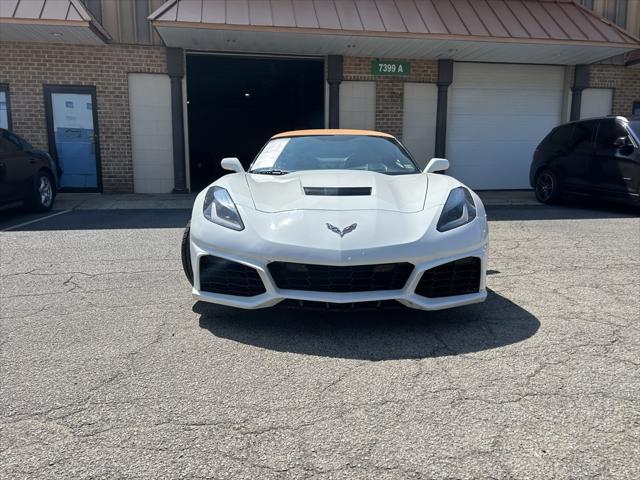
xmin=343 ymin=57 xmax=437 ymax=138
xmin=0 ymin=42 xmax=167 ymax=193
xmin=588 ymin=64 xmax=640 ymax=117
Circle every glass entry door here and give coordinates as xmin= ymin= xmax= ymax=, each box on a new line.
xmin=45 ymin=86 xmax=101 ymax=191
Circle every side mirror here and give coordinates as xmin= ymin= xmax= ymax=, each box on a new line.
xmin=613 ymin=136 xmax=632 ymax=148
xmin=221 ymin=157 xmax=244 ymax=173
xmin=425 ymin=157 xmax=450 ymax=173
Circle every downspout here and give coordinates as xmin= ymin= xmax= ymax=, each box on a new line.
xmin=434 ymin=59 xmax=453 ymax=158
xmin=167 ymin=47 xmax=188 ymax=193
xmin=327 ymin=55 xmax=343 ymax=129
xmin=570 ymin=65 xmax=590 ymax=121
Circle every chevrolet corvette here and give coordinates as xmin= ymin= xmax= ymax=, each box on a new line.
xmin=182 ymin=129 xmax=488 ymax=310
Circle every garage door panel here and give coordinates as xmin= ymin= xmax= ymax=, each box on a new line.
xmin=449 ymin=116 xmax=557 ymax=141
xmin=450 ymin=91 xmax=562 ymax=115
xmin=448 ymin=144 xmax=535 ymax=189
xmin=449 ymin=142 xmax=538 ymax=166
xmin=451 ymin=64 xmax=565 ymax=89
xmin=447 ymin=63 xmax=563 ymax=190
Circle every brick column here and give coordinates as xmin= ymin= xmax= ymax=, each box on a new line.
xmin=375 ymin=78 xmax=404 ymax=138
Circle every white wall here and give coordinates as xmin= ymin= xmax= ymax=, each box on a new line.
xmin=129 ymin=73 xmax=174 ymax=194
xmin=580 ymin=88 xmax=613 ymax=119
xmin=402 ymin=83 xmax=437 ymax=168
xmin=339 ymin=81 xmax=375 ymax=130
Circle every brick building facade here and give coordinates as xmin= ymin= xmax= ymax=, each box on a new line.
xmin=0 ymin=42 xmax=167 ymax=192
xmin=1 ymin=0 xmax=639 ymax=193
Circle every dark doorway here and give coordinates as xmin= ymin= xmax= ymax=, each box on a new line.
xmin=186 ymin=54 xmax=325 ymax=191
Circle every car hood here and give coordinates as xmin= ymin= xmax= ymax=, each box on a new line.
xmin=245 ymin=170 xmax=428 ymax=213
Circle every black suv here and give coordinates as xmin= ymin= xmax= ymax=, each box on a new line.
xmin=530 ymin=116 xmax=639 ymax=205
xmin=0 ymin=128 xmax=59 ymax=212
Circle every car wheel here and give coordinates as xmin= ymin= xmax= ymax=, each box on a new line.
xmin=181 ymin=222 xmax=194 ymax=286
xmin=27 ymin=170 xmax=56 ymax=212
xmin=534 ymin=169 xmax=561 ymax=204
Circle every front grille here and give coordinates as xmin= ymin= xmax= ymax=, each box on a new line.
xmin=199 ymin=256 xmax=266 ymax=297
xmin=268 ymin=262 xmax=414 ymax=293
xmin=415 ymin=257 xmax=482 ymax=298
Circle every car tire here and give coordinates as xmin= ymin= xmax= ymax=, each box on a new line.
xmin=26 ymin=170 xmax=56 ymax=212
xmin=534 ymin=169 xmax=561 ymax=204
xmin=181 ymin=222 xmax=194 ymax=286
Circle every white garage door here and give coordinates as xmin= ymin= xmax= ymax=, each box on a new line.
xmin=403 ymin=83 xmax=437 ymax=169
xmin=447 ymin=63 xmax=564 ymax=189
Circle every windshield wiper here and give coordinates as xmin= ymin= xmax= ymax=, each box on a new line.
xmin=251 ymin=169 xmax=290 ymax=175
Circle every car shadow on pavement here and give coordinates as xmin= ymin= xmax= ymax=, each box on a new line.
xmin=195 ymin=289 xmax=539 ymax=360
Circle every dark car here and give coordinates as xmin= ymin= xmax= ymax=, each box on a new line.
xmin=530 ymin=116 xmax=639 ymax=205
xmin=0 ymin=128 xmax=58 ymax=212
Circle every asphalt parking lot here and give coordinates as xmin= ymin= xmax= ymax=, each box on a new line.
xmin=1 ymin=202 xmax=639 ymax=479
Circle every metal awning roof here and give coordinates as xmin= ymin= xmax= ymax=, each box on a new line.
xmin=148 ymin=0 xmax=639 ymax=65
xmin=0 ymin=0 xmax=110 ymax=44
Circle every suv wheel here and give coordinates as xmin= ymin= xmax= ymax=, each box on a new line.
xmin=534 ymin=169 xmax=560 ymax=204
xmin=27 ymin=171 xmax=55 ymax=212
xmin=181 ymin=222 xmax=194 ymax=286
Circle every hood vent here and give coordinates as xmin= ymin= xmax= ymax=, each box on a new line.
xmin=303 ymin=187 xmax=372 ymax=196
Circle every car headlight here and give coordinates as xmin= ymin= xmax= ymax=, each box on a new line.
xmin=437 ymin=187 xmax=477 ymax=232
xmin=203 ymin=186 xmax=244 ymax=231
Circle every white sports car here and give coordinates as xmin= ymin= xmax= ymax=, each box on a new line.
xmin=182 ymin=129 xmax=488 ymax=310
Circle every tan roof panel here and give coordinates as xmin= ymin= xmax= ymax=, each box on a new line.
xmin=355 ymin=0 xmax=385 ymax=32
xmin=14 ymin=0 xmax=45 ymax=19
xmin=272 ymin=129 xmax=394 ymax=139
xmin=1 ymin=0 xmax=93 ymax=21
xmin=0 ymin=0 xmax=110 ymax=43
xmin=149 ymin=0 xmax=640 ymax=46
xmin=40 ymin=0 xmax=72 ymax=20
xmin=292 ymin=0 xmax=319 ymax=29
xmin=272 ymin=0 xmax=296 ymax=27
xmin=394 ymin=0 xmax=428 ymax=34
xmin=523 ymin=0 xmax=568 ymax=39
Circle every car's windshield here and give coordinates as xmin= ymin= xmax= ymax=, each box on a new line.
xmin=628 ymin=120 xmax=639 ymax=140
xmin=249 ymin=135 xmax=419 ymax=175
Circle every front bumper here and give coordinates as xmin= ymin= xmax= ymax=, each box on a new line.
xmin=190 ymin=224 xmax=488 ymax=311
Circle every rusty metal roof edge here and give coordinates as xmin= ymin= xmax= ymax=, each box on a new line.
xmin=150 ymin=20 xmax=639 ymax=50
xmin=147 ymin=0 xmax=640 ymax=47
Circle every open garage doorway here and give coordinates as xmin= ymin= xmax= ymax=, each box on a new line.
xmin=186 ymin=54 xmax=325 ymax=191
